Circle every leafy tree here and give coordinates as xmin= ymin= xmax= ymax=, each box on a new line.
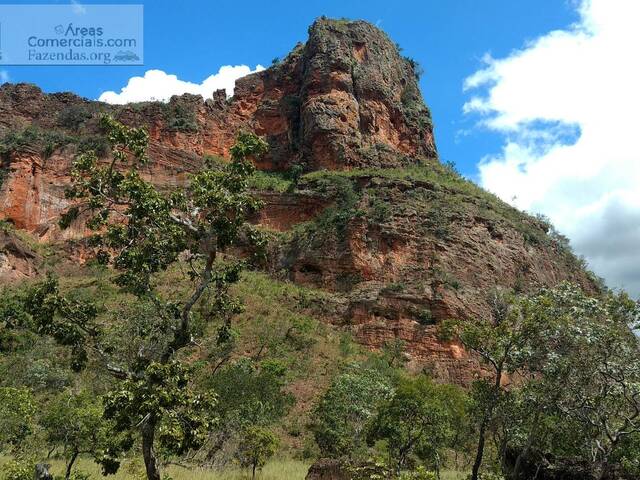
xmin=311 ymin=364 xmax=393 ymax=458
xmin=441 ymin=290 xmax=528 ymax=480
xmin=39 ymin=390 xmax=117 ymax=480
xmin=0 ymin=116 xmax=269 ymax=480
xmin=366 ymin=376 xmax=466 ymax=476
xmin=203 ymin=358 xmax=293 ymax=461
xmin=235 ymin=427 xmax=279 ymax=480
xmin=519 ymin=285 xmax=640 ymax=479
xmin=0 ymin=387 xmax=35 ymax=452
xmin=446 ymin=284 xmax=640 ymax=480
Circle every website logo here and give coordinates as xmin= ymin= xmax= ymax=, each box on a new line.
xmin=0 ymin=4 xmax=143 ymax=66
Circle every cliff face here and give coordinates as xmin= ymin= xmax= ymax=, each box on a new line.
xmin=0 ymin=18 xmax=595 ymax=383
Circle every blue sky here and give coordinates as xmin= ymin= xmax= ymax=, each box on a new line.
xmin=3 ymin=0 xmax=639 ymax=297
xmin=1 ymin=0 xmax=578 ymax=179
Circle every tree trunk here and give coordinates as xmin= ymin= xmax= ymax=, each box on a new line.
xmin=141 ymin=419 xmax=162 ymax=480
xmin=65 ymin=450 xmax=79 ymax=480
xmin=252 ymin=463 xmax=257 ymax=480
xmin=597 ymin=459 xmax=610 ymax=480
xmin=471 ymin=365 xmax=503 ymax=480
xmin=471 ymin=421 xmax=488 ymax=480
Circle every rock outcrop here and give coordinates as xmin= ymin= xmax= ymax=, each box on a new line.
xmin=0 ymin=228 xmax=40 ymax=282
xmin=0 ymin=17 xmax=597 ymax=383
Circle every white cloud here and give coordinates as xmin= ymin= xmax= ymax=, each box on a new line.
xmin=0 ymin=70 xmax=9 ymax=83
xmin=464 ymin=0 xmax=640 ymax=297
xmin=98 ymin=65 xmax=265 ymax=105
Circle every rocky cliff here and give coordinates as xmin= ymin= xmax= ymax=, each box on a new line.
xmin=0 ymin=18 xmax=596 ymax=383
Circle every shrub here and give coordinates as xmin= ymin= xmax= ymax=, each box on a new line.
xmin=404 ymin=57 xmax=424 ymax=80
xmin=366 ymin=376 xmax=467 ymax=473
xmin=77 ymin=135 xmax=109 ymax=158
xmin=0 ymin=166 xmax=7 ymax=190
xmin=0 ymin=127 xmax=76 ymax=159
xmin=417 ymin=309 xmax=434 ymax=326
xmin=57 ymin=104 xmax=92 ymax=131
xmin=311 ymin=365 xmax=393 ymax=457
xmin=0 ymin=387 xmax=35 ymax=450
xmin=164 ymin=104 xmax=198 ymax=133
xmin=236 ymin=426 xmax=279 ymax=480
xmin=0 ymin=458 xmax=34 ymax=480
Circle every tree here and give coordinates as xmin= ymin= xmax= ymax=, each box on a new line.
xmin=0 ymin=387 xmax=35 ymax=452
xmin=203 ymin=358 xmax=293 ymax=461
xmin=441 ymin=290 xmax=527 ymax=480
xmin=235 ymin=426 xmax=279 ymax=480
xmin=528 ymin=285 xmax=640 ymax=480
xmin=448 ymin=283 xmax=640 ymax=480
xmin=311 ymin=365 xmax=393 ymax=458
xmin=0 ymin=117 xmax=269 ymax=480
xmin=39 ymin=390 xmax=117 ymax=480
xmin=366 ymin=376 xmax=466 ymax=477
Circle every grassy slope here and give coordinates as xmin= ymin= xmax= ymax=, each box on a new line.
xmin=2 ymin=241 xmax=365 ymax=461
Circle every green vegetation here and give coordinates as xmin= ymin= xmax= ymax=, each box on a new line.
xmin=311 ymin=365 xmax=393 ymax=457
xmin=247 ymin=170 xmax=292 ymax=193
xmin=0 ymin=388 xmax=35 ymax=452
xmin=57 ymin=105 xmax=92 ymax=132
xmin=293 ymin=163 xmax=589 ymax=276
xmin=0 ymin=126 xmax=107 ymax=160
xmin=0 ymin=456 xmax=311 ymax=480
xmin=0 ymin=166 xmax=6 ymax=190
xmin=1 ymin=117 xmax=271 ymax=480
xmin=164 ymin=103 xmax=199 ymax=133
xmin=404 ymin=57 xmax=424 ymax=81
xmin=367 ymin=377 xmax=467 ymax=475
xmin=441 ymin=284 xmax=640 ymax=480
xmin=235 ymin=427 xmax=279 ymax=480
xmin=39 ymin=391 xmax=116 ymax=480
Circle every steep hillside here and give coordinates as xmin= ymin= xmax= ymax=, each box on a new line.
xmin=0 ymin=17 xmax=597 ymax=384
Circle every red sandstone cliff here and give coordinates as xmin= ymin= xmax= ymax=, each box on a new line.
xmin=0 ymin=18 xmax=596 ymax=383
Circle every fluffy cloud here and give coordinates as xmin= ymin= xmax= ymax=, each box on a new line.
xmin=98 ymin=65 xmax=265 ymax=104
xmin=464 ymin=0 xmax=640 ymax=297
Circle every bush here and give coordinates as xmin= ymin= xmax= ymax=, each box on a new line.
xmin=0 ymin=387 xmax=35 ymax=450
xmin=311 ymin=365 xmax=393 ymax=457
xmin=165 ymin=104 xmax=198 ymax=133
xmin=366 ymin=376 xmax=468 ymax=473
xmin=0 ymin=166 xmax=7 ymax=190
xmin=417 ymin=309 xmax=434 ymax=326
xmin=404 ymin=57 xmax=424 ymax=80
xmin=0 ymin=458 xmax=33 ymax=480
xmin=236 ymin=427 xmax=279 ymax=479
xmin=77 ymin=135 xmax=109 ymax=158
xmin=57 ymin=104 xmax=92 ymax=131
xmin=0 ymin=127 xmax=76 ymax=159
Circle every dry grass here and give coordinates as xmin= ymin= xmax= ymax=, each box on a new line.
xmin=0 ymin=455 xmax=469 ymax=479
xmin=0 ymin=456 xmax=310 ymax=479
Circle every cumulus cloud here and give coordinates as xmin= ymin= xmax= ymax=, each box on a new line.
xmin=98 ymin=65 xmax=265 ymax=104
xmin=464 ymin=0 xmax=640 ymax=297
